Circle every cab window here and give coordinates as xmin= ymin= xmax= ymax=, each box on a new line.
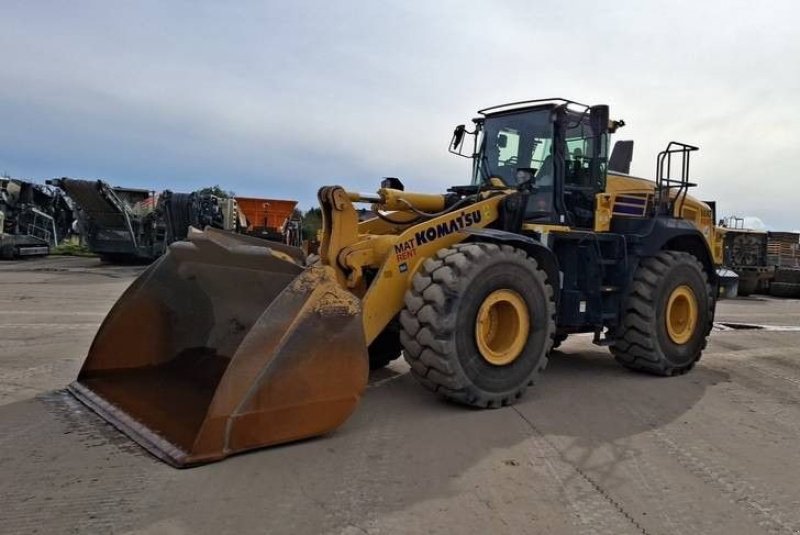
xmin=565 ymin=116 xmax=607 ymax=189
xmin=476 ymin=110 xmax=554 ymax=188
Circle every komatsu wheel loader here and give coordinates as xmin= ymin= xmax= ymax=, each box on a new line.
xmin=69 ymin=98 xmax=723 ymax=466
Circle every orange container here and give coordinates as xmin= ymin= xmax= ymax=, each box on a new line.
xmin=235 ymin=197 xmax=298 ymax=232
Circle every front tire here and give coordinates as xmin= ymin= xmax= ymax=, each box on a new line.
xmin=399 ymin=243 xmax=555 ymax=408
xmin=611 ymin=251 xmax=713 ymax=376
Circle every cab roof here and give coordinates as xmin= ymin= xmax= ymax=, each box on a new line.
xmin=478 ymin=98 xmax=593 ymax=117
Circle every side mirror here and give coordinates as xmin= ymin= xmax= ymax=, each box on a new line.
xmin=451 ymin=124 xmax=466 ymax=151
xmin=498 ymin=133 xmax=508 ymax=149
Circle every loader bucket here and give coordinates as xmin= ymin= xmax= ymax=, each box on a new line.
xmin=68 ymin=227 xmax=368 ymax=467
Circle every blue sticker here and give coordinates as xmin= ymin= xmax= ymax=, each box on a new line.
xmin=399 ymin=263 xmax=408 ymax=273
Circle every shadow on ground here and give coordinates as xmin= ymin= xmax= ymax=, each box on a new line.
xmin=0 ymin=342 xmax=728 ymax=534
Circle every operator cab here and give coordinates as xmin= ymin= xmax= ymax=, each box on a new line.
xmin=452 ymin=99 xmax=612 ymax=229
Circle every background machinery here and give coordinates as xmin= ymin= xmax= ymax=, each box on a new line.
xmin=718 ymin=216 xmax=773 ymax=296
xmin=51 ymin=178 xmax=240 ymax=263
xmin=766 ymin=231 xmax=800 ymax=298
xmin=69 ymin=98 xmax=721 ymax=466
xmin=235 ymin=196 xmax=299 ymax=244
xmin=716 ymin=219 xmax=800 ymax=298
xmin=1 ymin=177 xmax=71 ymax=258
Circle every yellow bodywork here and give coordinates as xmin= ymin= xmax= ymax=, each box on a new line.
xmin=322 ymin=172 xmax=722 ymax=345
xmin=320 ymin=186 xmax=503 ymax=344
xmin=596 ymin=174 xmax=722 ymax=265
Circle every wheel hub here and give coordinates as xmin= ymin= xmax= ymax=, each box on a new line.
xmin=475 ymin=289 xmax=530 ymax=366
xmin=666 ymin=284 xmax=698 ymax=345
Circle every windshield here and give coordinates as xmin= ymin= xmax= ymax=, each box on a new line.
xmin=474 ymin=109 xmax=554 ymax=187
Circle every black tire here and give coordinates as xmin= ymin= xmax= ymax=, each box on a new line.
xmin=769 ymin=281 xmax=800 ymax=298
xmin=611 ymin=251 xmax=713 ymax=376
xmin=774 ymin=269 xmax=800 ymax=285
xmin=368 ymin=326 xmax=403 ymax=370
xmin=399 ymin=243 xmax=555 ymax=408
xmin=737 ymin=276 xmax=758 ymax=296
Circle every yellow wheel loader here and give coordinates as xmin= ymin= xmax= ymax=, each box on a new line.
xmin=69 ymin=98 xmax=723 ymax=466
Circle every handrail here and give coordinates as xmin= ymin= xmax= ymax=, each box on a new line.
xmin=654 ymin=141 xmax=699 ymax=217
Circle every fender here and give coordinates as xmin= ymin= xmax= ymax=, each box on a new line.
xmin=631 ymin=218 xmax=718 ymax=285
xmin=463 ymin=227 xmax=561 ymax=296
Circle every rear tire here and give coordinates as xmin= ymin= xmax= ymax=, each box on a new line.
xmin=611 ymin=251 xmax=712 ymax=376
xmin=399 ymin=243 xmax=555 ymax=408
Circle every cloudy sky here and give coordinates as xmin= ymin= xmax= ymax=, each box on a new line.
xmin=1 ymin=0 xmax=798 ymax=229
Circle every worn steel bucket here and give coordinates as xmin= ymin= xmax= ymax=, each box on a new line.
xmin=69 ymin=227 xmax=368 ymax=467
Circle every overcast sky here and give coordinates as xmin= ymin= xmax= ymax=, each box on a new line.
xmin=1 ymin=0 xmax=798 ymax=229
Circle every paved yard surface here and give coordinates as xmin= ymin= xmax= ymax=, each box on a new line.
xmin=2 ymin=256 xmax=800 ymax=534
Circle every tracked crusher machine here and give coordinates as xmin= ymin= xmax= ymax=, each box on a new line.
xmin=69 ymin=99 xmax=724 ymax=466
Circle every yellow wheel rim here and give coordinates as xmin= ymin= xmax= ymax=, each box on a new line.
xmin=475 ymin=289 xmax=530 ymax=366
xmin=665 ymin=285 xmax=698 ymax=345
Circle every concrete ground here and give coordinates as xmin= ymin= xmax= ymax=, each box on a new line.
xmin=2 ymin=256 xmax=800 ymax=534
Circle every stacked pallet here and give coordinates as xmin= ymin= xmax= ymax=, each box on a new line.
xmin=767 ymin=231 xmax=800 ymax=268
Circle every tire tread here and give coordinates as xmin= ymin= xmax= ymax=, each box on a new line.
xmin=401 ymin=242 xmax=555 ymax=407
xmin=610 ymin=251 xmax=713 ymax=376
